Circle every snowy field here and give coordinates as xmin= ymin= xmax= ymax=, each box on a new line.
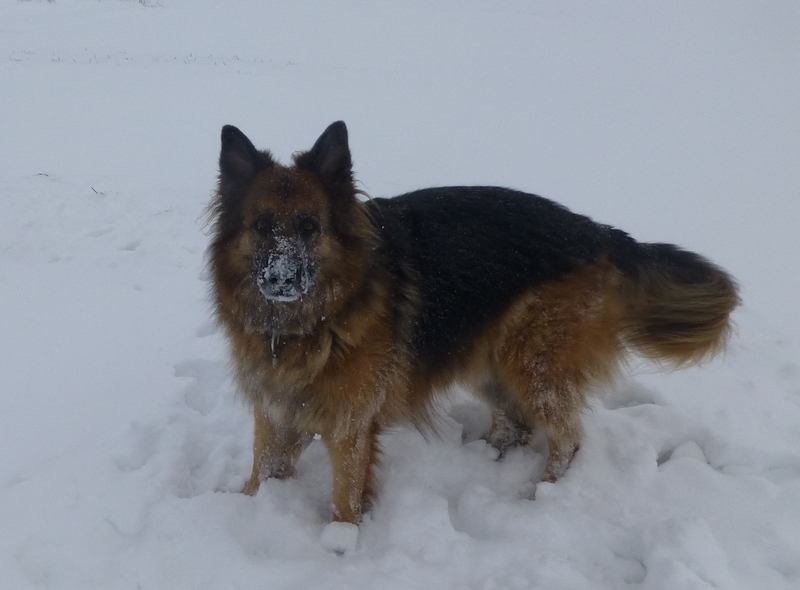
xmin=1 ymin=1 xmax=799 ymax=588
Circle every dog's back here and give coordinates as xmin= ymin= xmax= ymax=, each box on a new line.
xmin=370 ymin=187 xmax=635 ymax=370
xmin=370 ymin=186 xmax=737 ymax=371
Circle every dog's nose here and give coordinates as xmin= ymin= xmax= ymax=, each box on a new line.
xmin=257 ymin=257 xmax=305 ymax=301
xmin=265 ymin=266 xmax=300 ymax=286
xmin=267 ymin=273 xmax=299 ymax=287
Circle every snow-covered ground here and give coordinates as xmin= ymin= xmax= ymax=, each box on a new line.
xmin=1 ymin=1 xmax=799 ymax=588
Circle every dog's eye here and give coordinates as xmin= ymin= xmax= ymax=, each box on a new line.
xmin=298 ymin=217 xmax=318 ymax=236
xmin=254 ymin=213 xmax=273 ymax=234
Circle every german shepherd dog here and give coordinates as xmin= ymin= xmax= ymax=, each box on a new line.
xmin=208 ymin=121 xmax=739 ymax=524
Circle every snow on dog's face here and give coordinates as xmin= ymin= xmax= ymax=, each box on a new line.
xmin=250 ymin=205 xmax=321 ymax=303
xmin=210 ymin=123 xmax=373 ymax=336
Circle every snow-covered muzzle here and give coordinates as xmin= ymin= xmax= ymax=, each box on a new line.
xmin=253 ymin=237 xmax=318 ymax=303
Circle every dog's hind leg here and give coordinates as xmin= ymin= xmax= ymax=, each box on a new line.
xmin=492 ymin=266 xmax=624 ymax=484
xmin=499 ymin=360 xmax=585 ymax=482
xmin=529 ymin=384 xmax=584 ymax=483
xmin=242 ymin=410 xmax=311 ymax=495
xmin=476 ymin=380 xmax=533 ymax=456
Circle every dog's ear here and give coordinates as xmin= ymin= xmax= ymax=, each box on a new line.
xmin=219 ymin=125 xmax=273 ymax=185
xmin=295 ymin=121 xmax=353 ymax=189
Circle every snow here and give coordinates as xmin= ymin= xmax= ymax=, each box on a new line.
xmin=320 ymin=522 xmax=359 ymax=556
xmin=1 ymin=1 xmax=799 ymax=588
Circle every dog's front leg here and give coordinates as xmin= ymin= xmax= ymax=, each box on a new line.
xmin=242 ymin=409 xmax=311 ymax=496
xmin=323 ymin=422 xmax=381 ymax=524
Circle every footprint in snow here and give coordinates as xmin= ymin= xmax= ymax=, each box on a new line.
xmin=656 ymin=440 xmax=709 ymax=467
xmin=195 ymin=320 xmax=219 ymax=338
xmin=117 ymin=239 xmax=141 ymax=252
xmin=174 ymin=358 xmax=229 ymax=416
xmin=85 ymin=227 xmax=113 ymax=238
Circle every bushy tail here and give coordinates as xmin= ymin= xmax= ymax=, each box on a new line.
xmin=619 ymin=243 xmax=740 ymax=366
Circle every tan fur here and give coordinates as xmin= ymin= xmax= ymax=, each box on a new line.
xmin=455 ymin=260 xmax=628 ymax=481
xmin=212 ymin=163 xmax=737 ymax=523
xmin=242 ymin=412 xmax=311 ymax=495
xmin=214 ymin=165 xmax=409 ymax=522
xmin=622 ymin=262 xmax=740 ymax=365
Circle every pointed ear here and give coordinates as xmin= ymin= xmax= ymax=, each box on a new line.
xmin=295 ymin=121 xmax=353 ymax=187
xmin=219 ymin=125 xmax=272 ymax=185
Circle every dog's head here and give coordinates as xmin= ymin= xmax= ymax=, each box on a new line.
xmin=209 ymin=122 xmax=373 ymax=334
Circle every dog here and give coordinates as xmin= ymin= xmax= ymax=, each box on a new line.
xmin=207 ymin=121 xmax=739 ymax=524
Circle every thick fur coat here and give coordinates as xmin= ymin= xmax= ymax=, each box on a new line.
xmin=207 ymin=122 xmax=739 ymax=524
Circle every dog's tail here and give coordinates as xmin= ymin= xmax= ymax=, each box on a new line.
xmin=616 ymin=242 xmax=740 ymax=366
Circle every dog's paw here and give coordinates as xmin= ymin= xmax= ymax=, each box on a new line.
xmin=320 ymin=521 xmax=358 ymax=555
xmin=241 ymin=477 xmax=261 ymax=496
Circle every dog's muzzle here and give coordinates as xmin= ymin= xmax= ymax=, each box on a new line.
xmin=254 ymin=240 xmax=316 ymax=302
xmin=256 ymin=256 xmax=304 ymax=301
